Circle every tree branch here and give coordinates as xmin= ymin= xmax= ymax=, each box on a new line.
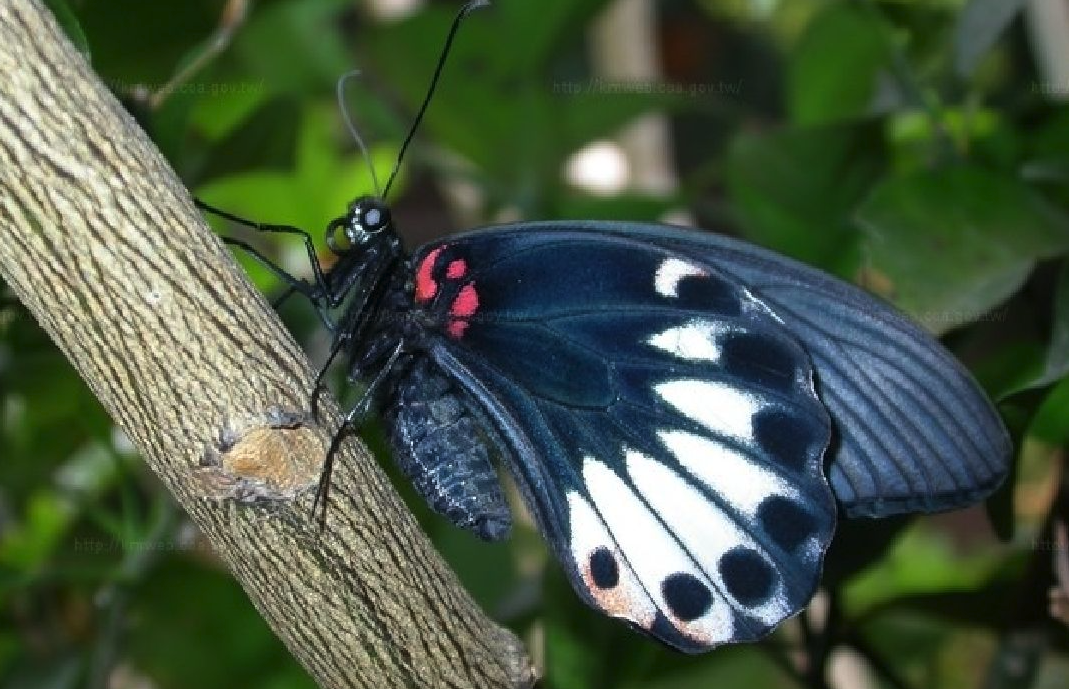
xmin=0 ymin=1 xmax=533 ymax=687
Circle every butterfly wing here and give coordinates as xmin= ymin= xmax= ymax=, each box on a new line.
xmin=415 ymin=221 xmax=1012 ymax=519
xmin=615 ymin=222 xmax=1013 ymax=518
xmin=410 ymin=227 xmax=838 ymax=652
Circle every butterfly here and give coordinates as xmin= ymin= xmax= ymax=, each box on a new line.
xmin=200 ymin=0 xmax=1012 ymax=655
xmin=205 ymin=192 xmax=1012 ymax=653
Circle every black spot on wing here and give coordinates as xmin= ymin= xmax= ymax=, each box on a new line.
xmin=661 ymin=572 xmax=713 ymax=622
xmin=673 ymin=273 xmax=741 ymax=316
xmin=590 ymin=547 xmax=619 ymax=589
xmin=648 ymin=614 xmax=708 ymax=653
xmin=753 ymin=408 xmax=820 ymax=473
xmin=757 ymin=496 xmax=816 ymax=554
xmin=719 ymin=547 xmax=774 ymax=607
xmin=721 ymin=333 xmax=799 ymax=392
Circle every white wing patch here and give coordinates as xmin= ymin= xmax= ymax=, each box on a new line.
xmin=581 ymin=457 xmax=735 ymax=646
xmin=658 ymin=430 xmax=797 ymax=515
xmin=566 ymin=490 xmax=656 ymax=626
xmin=646 ymin=320 xmax=730 ymax=362
xmin=654 ymin=379 xmax=760 ymax=442
xmin=626 ymin=450 xmax=791 ymax=626
xmin=655 ymin=257 xmax=707 ymax=298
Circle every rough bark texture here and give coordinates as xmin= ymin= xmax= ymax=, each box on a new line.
xmin=0 ymin=1 xmax=534 ymax=687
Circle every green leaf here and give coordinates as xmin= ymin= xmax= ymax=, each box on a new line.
xmin=434 ymin=527 xmax=518 ymax=614
xmin=822 ymin=515 xmax=913 ymax=589
xmin=725 ymin=122 xmax=886 ymax=273
xmin=72 ymin=0 xmax=219 ymax=85
xmin=0 ymin=632 xmax=21 ymax=678
xmin=366 ymin=6 xmax=515 ymax=178
xmin=231 ymin=0 xmax=351 ymax=94
xmin=0 ymin=652 xmax=82 ymax=689
xmin=541 ymin=565 xmax=662 ymax=689
xmin=128 ymin=557 xmax=314 ymax=689
xmin=953 ymin=0 xmax=1029 ymax=78
xmin=542 ymin=567 xmax=602 ymax=689
xmin=195 ymin=103 xmax=389 ymax=301
xmin=149 ymin=88 xmax=199 ymax=172
xmin=554 ymin=192 xmax=680 ymax=222
xmin=560 ymin=90 xmax=685 ymax=155
xmin=844 ymin=518 xmax=1006 ymax=614
xmin=787 ymin=3 xmax=891 ymax=125
xmin=186 ymin=76 xmax=275 ymax=142
xmin=0 ymin=491 xmax=75 ymax=570
xmin=976 ymin=340 xmax=1049 ymax=404
xmin=196 ymin=97 xmax=302 ymax=185
xmin=638 ymin=646 xmax=798 ymax=689
xmin=544 ymin=622 xmax=598 ymax=689
xmin=856 ymin=167 xmax=1069 ymax=334
xmin=888 ymin=107 xmax=1010 ymax=174
xmin=867 ymin=578 xmax=1022 ymax=630
xmin=197 ymin=103 xmax=385 ymax=235
xmin=858 ymin=612 xmax=987 ymax=689
xmin=1006 ymin=261 xmax=1069 ymax=396
xmin=495 ymin=0 xmax=615 ymax=77
xmin=1029 ymin=375 xmax=1069 ymax=445
xmin=1024 ymin=108 xmax=1069 ymax=207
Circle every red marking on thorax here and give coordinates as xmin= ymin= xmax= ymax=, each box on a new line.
xmin=415 ymin=247 xmax=444 ymax=302
xmin=450 ymin=284 xmax=479 ymax=318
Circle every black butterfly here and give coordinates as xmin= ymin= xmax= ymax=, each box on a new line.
xmin=199 ymin=0 xmax=1011 ymax=654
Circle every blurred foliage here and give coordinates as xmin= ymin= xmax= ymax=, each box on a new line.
xmin=2 ymin=0 xmax=1069 ymax=687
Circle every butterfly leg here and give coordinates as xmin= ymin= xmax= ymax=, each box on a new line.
xmin=309 ymin=331 xmax=354 ymax=422
xmin=270 ymin=284 xmax=300 ymax=310
xmin=218 ymin=235 xmax=337 ymax=332
xmin=194 ymin=198 xmax=338 ymax=330
xmin=313 ymin=342 xmax=405 ymax=528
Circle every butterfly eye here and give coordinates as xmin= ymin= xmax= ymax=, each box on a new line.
xmin=361 ymin=202 xmax=391 ymax=234
xmin=351 ymin=197 xmax=391 ymax=235
xmin=326 ymin=198 xmax=395 ymax=255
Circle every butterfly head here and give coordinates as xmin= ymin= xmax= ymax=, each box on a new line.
xmin=327 ymin=196 xmax=394 ymax=255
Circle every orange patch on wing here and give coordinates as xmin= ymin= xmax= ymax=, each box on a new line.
xmin=578 ymin=549 xmax=655 ymax=629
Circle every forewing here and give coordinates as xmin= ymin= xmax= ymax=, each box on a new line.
xmin=634 ymin=223 xmax=1014 ymax=518
xmin=419 ymin=221 xmax=1013 ymax=519
xmin=412 ymin=231 xmax=836 ymax=652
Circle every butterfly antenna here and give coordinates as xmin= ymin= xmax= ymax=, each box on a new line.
xmin=336 ymin=70 xmax=383 ymax=197
xmin=381 ymin=0 xmax=489 ymax=199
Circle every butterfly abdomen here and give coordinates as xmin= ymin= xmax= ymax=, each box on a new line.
xmin=384 ymin=357 xmax=511 ymax=541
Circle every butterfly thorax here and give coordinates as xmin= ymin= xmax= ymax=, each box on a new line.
xmin=330 ymin=197 xmax=468 ymax=384
xmin=322 ymin=197 xmax=409 ymax=378
xmin=321 ymin=201 xmax=513 ymax=541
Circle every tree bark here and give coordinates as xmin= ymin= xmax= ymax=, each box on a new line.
xmin=0 ymin=1 xmax=533 ymax=687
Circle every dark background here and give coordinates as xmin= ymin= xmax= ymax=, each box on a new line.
xmin=2 ymin=0 xmax=1068 ymax=687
